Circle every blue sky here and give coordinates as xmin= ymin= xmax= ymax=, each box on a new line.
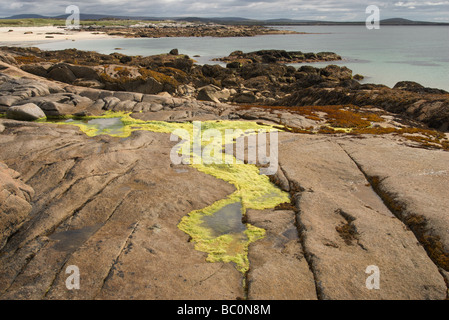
xmin=1 ymin=0 xmax=449 ymax=21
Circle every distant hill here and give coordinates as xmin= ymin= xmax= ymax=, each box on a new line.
xmin=1 ymin=14 xmax=448 ymax=26
xmin=53 ymin=14 xmax=165 ymax=21
xmin=379 ymin=18 xmax=445 ymax=25
xmin=3 ymin=14 xmax=50 ymax=19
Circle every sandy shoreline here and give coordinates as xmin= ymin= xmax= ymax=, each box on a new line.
xmin=0 ymin=26 xmax=115 ymax=46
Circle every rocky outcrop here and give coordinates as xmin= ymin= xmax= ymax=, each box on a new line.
xmin=279 ymin=82 xmax=449 ymax=132
xmin=393 ymin=81 xmax=448 ymax=95
xmin=0 ymin=47 xmax=348 ymax=107
xmin=103 ymin=24 xmax=301 ymax=38
xmin=5 ymin=47 xmax=445 ymax=132
xmin=214 ymin=50 xmax=342 ymax=65
xmin=0 ymin=69 xmax=237 ymax=121
xmin=2 ymin=45 xmax=449 ymax=132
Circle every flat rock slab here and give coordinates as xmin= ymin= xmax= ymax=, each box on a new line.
xmin=0 ymin=119 xmax=244 ymax=300
xmin=277 ymin=133 xmax=447 ymax=300
xmin=339 ymin=136 xmax=449 ymax=272
xmin=0 ymin=162 xmax=34 ymax=250
xmin=246 ymin=209 xmax=317 ymax=300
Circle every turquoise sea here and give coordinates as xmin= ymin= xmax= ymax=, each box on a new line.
xmin=31 ymin=25 xmax=449 ymax=91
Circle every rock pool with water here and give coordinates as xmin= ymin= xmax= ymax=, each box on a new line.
xmin=51 ymin=112 xmax=290 ymax=273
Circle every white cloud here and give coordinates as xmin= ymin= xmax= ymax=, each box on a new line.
xmin=395 ymin=1 xmax=449 ymax=7
xmin=0 ymin=0 xmax=447 ymax=21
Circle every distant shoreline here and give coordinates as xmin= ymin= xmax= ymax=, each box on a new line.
xmin=0 ymin=25 xmax=303 ymax=45
xmin=0 ymin=26 xmax=116 ymax=45
xmin=1 ymin=15 xmax=449 ymax=26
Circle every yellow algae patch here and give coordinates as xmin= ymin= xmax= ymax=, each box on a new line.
xmin=53 ymin=111 xmax=290 ymax=273
xmin=177 ymin=197 xmax=264 ymax=273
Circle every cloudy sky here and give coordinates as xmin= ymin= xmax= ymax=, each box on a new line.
xmin=1 ymin=0 xmax=448 ymax=21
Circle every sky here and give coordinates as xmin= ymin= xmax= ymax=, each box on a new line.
xmin=1 ymin=0 xmax=449 ymax=21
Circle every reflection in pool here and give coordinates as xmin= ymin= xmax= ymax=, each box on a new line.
xmin=201 ymin=202 xmax=247 ymax=238
xmin=64 ymin=117 xmax=126 ymax=136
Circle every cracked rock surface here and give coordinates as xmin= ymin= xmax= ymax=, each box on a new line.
xmin=1 ymin=59 xmax=448 ymax=300
xmin=276 ymin=133 xmax=447 ymax=300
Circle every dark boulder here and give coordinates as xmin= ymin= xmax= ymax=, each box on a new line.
xmin=320 ymin=65 xmax=353 ymax=81
xmin=201 ymin=64 xmax=227 ymax=78
xmin=119 ymin=56 xmax=133 ymax=64
xmin=240 ymin=63 xmax=288 ymax=80
xmin=47 ymin=64 xmax=77 ymax=83
xmin=226 ymin=61 xmax=242 ymax=69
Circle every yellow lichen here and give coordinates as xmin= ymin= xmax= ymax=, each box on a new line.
xmin=53 ymin=112 xmax=290 ymax=273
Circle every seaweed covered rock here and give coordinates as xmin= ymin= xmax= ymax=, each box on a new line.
xmin=214 ymin=49 xmax=342 ymax=65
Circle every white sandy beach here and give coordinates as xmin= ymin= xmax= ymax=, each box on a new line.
xmin=0 ymin=26 xmax=114 ymax=45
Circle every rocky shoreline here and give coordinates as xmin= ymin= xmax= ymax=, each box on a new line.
xmin=212 ymin=49 xmax=342 ymax=65
xmin=98 ymin=24 xmax=302 ymax=38
xmin=0 ymin=46 xmax=449 ymax=300
xmin=1 ymin=46 xmax=447 ymax=131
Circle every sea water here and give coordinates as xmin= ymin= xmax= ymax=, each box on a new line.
xmin=31 ymin=25 xmax=449 ymax=91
